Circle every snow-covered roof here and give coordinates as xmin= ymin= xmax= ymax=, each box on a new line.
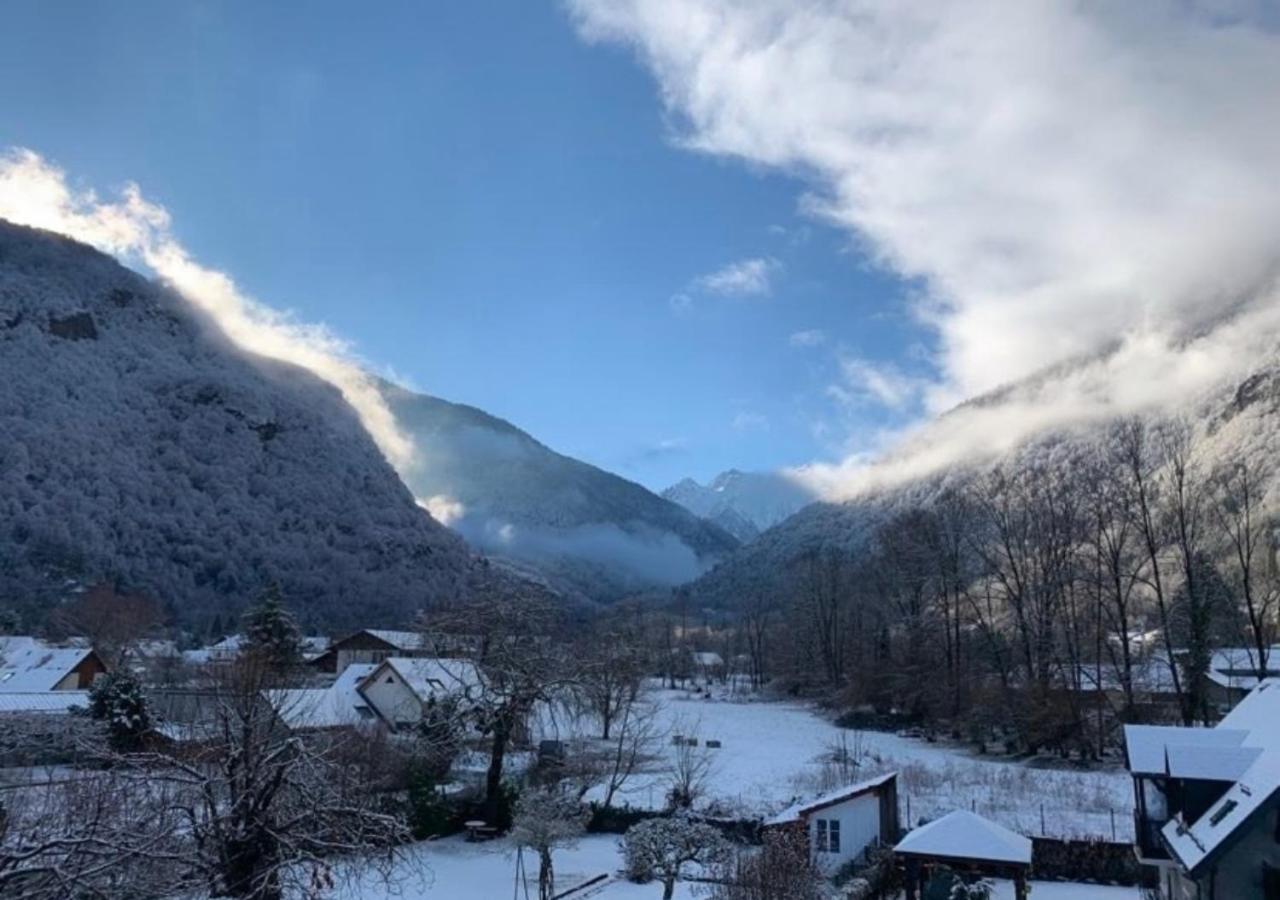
xmin=364 ymin=629 xmax=429 ymax=650
xmin=265 ymin=663 xmax=379 ymax=730
xmin=374 ymin=657 xmax=481 ymax=701
xmin=894 ymin=810 xmax=1032 ymax=866
xmin=1218 ymin=678 xmax=1280 ymax=748
xmin=1164 ymin=744 xmax=1262 ymax=782
xmin=766 ymin=771 xmax=897 ymax=825
xmin=300 ymin=635 xmax=329 ymax=660
xmin=1122 ymin=724 xmax=1249 ymax=776
xmin=0 ymin=691 xmax=90 ymax=714
xmin=692 ymin=651 xmax=724 ymax=667
xmin=0 ymin=644 xmax=94 ymax=692
xmin=1162 ymin=749 xmax=1280 ymax=875
xmin=1130 ymin=680 xmax=1280 ymax=875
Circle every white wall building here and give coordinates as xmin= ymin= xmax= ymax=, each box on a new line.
xmin=764 ymin=771 xmax=899 ymax=873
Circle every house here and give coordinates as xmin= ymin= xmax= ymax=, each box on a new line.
xmin=358 ymin=656 xmax=482 ymax=727
xmin=308 ymin=629 xmax=436 ymax=674
xmin=1062 ymin=646 xmax=1280 ymax=720
xmin=1125 ymin=678 xmax=1280 ymax=898
xmin=894 ymin=810 xmax=1033 ymax=900
xmin=764 ymin=771 xmax=900 ymax=873
xmin=264 ymin=663 xmax=380 ymax=732
xmin=1201 ymin=646 xmax=1280 ymax=711
xmin=0 ymin=638 xmax=106 ymax=691
xmin=690 ymin=651 xmax=726 ymax=683
xmin=186 ymin=633 xmax=330 ymax=667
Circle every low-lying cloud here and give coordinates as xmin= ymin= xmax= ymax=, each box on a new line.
xmin=569 ymin=0 xmax=1280 ymax=497
xmin=0 ymin=148 xmax=416 ymax=472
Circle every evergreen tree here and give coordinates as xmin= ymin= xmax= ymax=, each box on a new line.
xmin=242 ymin=583 xmax=302 ymax=670
xmin=88 ymin=669 xmax=151 ymax=752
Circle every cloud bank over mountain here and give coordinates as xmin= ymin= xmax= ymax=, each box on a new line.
xmin=569 ymin=0 xmax=1280 ymax=497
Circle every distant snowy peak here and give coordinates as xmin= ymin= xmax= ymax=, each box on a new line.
xmin=662 ymin=468 xmax=817 ymax=538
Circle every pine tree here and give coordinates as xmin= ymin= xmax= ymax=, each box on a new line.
xmin=88 ymin=669 xmax=151 ymax=752
xmin=242 ymin=583 xmax=302 ymax=671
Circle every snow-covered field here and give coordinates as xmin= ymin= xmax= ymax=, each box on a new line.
xmin=546 ymin=686 xmax=1134 ymax=842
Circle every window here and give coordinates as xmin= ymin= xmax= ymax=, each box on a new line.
xmin=815 ymin=819 xmax=841 ymax=853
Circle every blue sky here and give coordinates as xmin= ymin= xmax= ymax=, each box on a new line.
xmin=0 ymin=1 xmax=925 ymax=491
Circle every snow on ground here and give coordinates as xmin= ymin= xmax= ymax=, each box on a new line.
xmin=319 ymin=835 xmax=1140 ymax=900
xmin=540 ymin=685 xmax=1134 ymax=841
xmin=989 ymin=881 xmax=1139 ymax=899
xmin=322 ymin=834 xmax=701 ymax=900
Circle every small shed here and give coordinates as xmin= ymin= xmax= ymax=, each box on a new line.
xmin=894 ymin=810 xmax=1032 ymax=900
xmin=766 ymin=771 xmax=899 ymax=873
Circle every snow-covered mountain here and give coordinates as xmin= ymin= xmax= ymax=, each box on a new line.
xmin=662 ymin=469 xmax=817 ymax=542
xmin=378 ymin=383 xmax=739 ymax=603
xmin=0 ymin=220 xmax=474 ymax=632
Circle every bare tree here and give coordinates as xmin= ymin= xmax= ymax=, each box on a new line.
xmin=0 ymin=764 xmax=183 ymax=899
xmin=421 ymin=569 xmax=575 ymax=825
xmin=575 ymin=630 xmax=643 ymax=740
xmin=700 ymin=827 xmax=823 ymax=900
xmin=1212 ymin=458 xmax=1280 ymax=680
xmin=666 ymin=720 xmax=715 ymax=810
xmin=510 ymin=788 xmax=589 ymax=900
xmin=48 ymin=582 xmax=165 ymax=667
xmin=125 ymin=653 xmax=410 ymax=899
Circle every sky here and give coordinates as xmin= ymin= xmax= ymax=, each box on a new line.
xmin=4 ymin=1 xmax=1280 ymax=500
xmin=0 ymin=1 xmax=921 ymax=491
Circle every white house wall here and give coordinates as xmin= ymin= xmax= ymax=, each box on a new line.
xmin=807 ymin=792 xmax=883 ymax=873
xmin=361 ymin=668 xmax=422 ymax=726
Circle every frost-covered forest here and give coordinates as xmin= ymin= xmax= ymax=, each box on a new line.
xmin=0 ymin=221 xmax=473 ymax=631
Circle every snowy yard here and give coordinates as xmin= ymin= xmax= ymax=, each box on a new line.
xmin=318 ymin=834 xmax=1142 ymax=900
xmin=239 ymin=686 xmax=1146 ymax=899
xmin=544 ymin=686 xmax=1135 ymax=842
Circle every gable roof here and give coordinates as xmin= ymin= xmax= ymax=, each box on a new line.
xmin=895 ymin=810 xmax=1032 ymax=866
xmin=362 ymin=629 xmax=428 ymax=650
xmin=1146 ymin=679 xmax=1280 ymax=876
xmin=765 ymin=771 xmax=897 ymax=826
xmin=1122 ymin=724 xmax=1249 ymax=776
xmin=264 ymin=663 xmax=379 ymax=730
xmin=1162 ymin=749 xmax=1280 ymax=876
xmin=0 ymin=644 xmax=95 ymax=692
xmin=371 ymin=657 xmax=481 ymax=701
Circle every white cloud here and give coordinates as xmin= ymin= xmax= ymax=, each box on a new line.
xmin=830 ymin=357 xmax=924 ymax=411
xmin=569 ymin=0 xmax=1280 ymax=496
xmin=417 ymin=495 xmax=466 ymax=527
xmin=0 ymin=148 xmax=417 ymax=472
xmin=789 ymin=329 xmax=826 ymax=348
xmin=694 ymin=256 xmax=779 ymax=298
xmin=731 ymin=410 xmax=769 ymax=431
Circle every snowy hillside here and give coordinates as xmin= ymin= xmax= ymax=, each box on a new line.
xmin=378 ymin=382 xmax=739 ymax=603
xmin=0 ymin=220 xmax=474 ymax=631
xmin=662 ymin=469 xmax=817 ymax=542
xmin=688 ymin=346 xmax=1280 ymax=609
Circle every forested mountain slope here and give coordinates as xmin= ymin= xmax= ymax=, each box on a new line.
xmin=688 ymin=346 xmax=1280 ymax=611
xmin=380 ymin=382 xmax=739 ymax=603
xmin=0 ymin=220 xmax=474 ymax=631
